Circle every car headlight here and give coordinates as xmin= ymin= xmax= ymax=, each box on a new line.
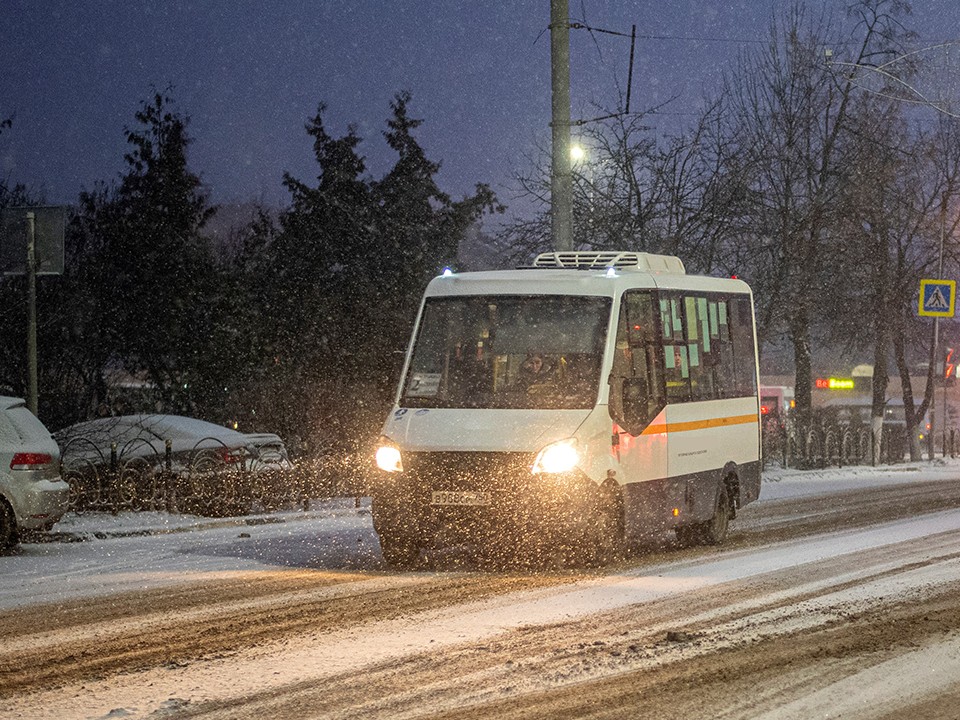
xmin=375 ymin=439 xmax=403 ymax=473
xmin=532 ymin=438 xmax=579 ymax=474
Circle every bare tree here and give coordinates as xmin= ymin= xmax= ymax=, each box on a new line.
xmin=719 ymin=0 xmax=914 ymax=432
xmin=831 ymin=94 xmax=921 ymax=461
xmin=890 ymin=115 xmax=960 ymax=458
xmin=496 ymin=0 xmax=960 ymax=469
xmin=497 ymin=97 xmax=743 ymax=276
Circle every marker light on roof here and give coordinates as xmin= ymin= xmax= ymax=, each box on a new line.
xmin=441 ymin=267 xmax=454 ymax=277
xmin=605 ymin=267 xmax=618 ymax=278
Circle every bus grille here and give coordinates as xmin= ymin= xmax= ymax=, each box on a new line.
xmin=403 ymin=451 xmax=534 ymax=492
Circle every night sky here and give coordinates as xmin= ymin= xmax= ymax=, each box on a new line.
xmin=2 ymin=1 xmax=959 ymax=223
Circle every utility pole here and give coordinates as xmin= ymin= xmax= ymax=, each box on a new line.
xmin=930 ymin=190 xmax=949 ymax=460
xmin=26 ymin=211 xmax=38 ymax=416
xmin=550 ymin=0 xmax=573 ymax=252
xmin=1 ymin=206 xmax=64 ymax=418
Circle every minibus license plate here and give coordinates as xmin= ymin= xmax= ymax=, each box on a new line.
xmin=431 ymin=490 xmax=491 ymax=506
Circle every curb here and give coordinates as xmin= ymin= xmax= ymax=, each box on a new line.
xmin=33 ymin=501 xmax=371 ymax=544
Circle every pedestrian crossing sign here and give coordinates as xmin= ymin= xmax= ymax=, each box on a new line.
xmin=919 ymin=279 xmax=956 ymax=317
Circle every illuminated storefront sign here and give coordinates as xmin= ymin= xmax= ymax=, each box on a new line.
xmin=814 ymin=377 xmax=855 ymax=390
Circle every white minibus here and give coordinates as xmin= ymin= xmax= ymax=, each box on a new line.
xmin=373 ymin=251 xmax=761 ymax=567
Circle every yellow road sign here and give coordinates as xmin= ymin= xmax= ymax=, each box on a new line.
xmin=919 ymin=279 xmax=956 ymax=317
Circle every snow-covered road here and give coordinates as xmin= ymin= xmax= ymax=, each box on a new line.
xmin=3 ymin=461 xmax=960 ymax=719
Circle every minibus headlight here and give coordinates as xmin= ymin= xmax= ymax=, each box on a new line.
xmin=532 ymin=439 xmax=580 ymax=474
xmin=375 ymin=440 xmax=403 ymax=473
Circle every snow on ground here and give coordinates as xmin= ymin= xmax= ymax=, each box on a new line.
xmin=750 ymin=634 xmax=960 ymax=720
xmin=760 ymin=457 xmax=958 ymax=498
xmin=6 ymin=460 xmax=960 ymax=719
xmin=1 ymin=498 xmax=381 ymax=611
xmin=2 ymin=458 xmax=958 ymax=613
xmin=30 ymin=515 xmax=960 ymax=720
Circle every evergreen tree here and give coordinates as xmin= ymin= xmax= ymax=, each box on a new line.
xmin=114 ymin=92 xmax=217 ymax=410
xmin=371 ymin=92 xmax=500 ymax=362
xmin=273 ymin=104 xmax=373 ymax=367
xmin=262 ymin=94 xmax=501 ymax=453
xmin=47 ymin=92 xmax=219 ymax=421
xmin=253 ymin=105 xmax=376 ymax=449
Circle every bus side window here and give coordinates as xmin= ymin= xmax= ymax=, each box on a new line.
xmin=661 ymin=293 xmax=755 ymax=402
xmin=682 ymin=294 xmax=718 ymax=401
xmin=610 ymin=291 xmax=663 ymax=434
xmin=714 ymin=300 xmax=737 ymax=397
xmin=662 ymin=294 xmax=691 ymax=403
xmin=730 ymin=296 xmax=758 ymax=395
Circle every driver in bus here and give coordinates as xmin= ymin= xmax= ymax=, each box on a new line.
xmin=514 ymin=352 xmax=559 ymax=391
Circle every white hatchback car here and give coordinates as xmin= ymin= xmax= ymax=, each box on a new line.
xmin=0 ymin=396 xmax=69 ymax=551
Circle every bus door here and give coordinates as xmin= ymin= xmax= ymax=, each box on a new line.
xmin=608 ymin=290 xmax=675 ymax=535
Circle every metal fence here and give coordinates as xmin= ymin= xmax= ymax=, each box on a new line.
xmin=763 ymin=418 xmax=960 ymax=469
xmin=59 ymin=436 xmax=367 ymax=517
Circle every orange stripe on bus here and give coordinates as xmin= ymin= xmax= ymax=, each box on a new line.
xmin=641 ymin=413 xmax=759 ymax=436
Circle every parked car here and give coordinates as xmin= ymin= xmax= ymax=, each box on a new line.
xmin=240 ymin=432 xmax=301 ymax=509
xmin=55 ymin=415 xmax=262 ymax=516
xmin=243 ymin=432 xmax=294 ymax=472
xmin=0 ymin=397 xmax=70 ymax=551
xmin=56 ymin=414 xmax=254 ymax=466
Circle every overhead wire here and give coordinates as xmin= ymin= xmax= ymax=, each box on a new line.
xmin=569 ymin=21 xmax=767 ymax=45
xmin=561 ymin=16 xmax=770 ymax=126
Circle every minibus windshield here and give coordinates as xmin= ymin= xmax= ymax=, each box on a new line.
xmin=401 ymin=294 xmax=612 ymax=409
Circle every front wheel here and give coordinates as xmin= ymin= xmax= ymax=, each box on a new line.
xmin=531 ymin=480 xmax=626 ymax=569
xmin=378 ymin=531 xmax=420 ymax=569
xmin=372 ymin=494 xmax=421 ymax=570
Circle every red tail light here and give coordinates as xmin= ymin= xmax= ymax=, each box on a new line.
xmin=219 ymin=448 xmax=245 ymax=465
xmin=10 ymin=452 xmax=52 ymax=470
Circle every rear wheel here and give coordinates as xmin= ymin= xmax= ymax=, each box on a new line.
xmin=676 ymin=483 xmax=733 ymax=547
xmin=699 ymin=484 xmax=732 ymax=545
xmin=675 ymin=481 xmax=734 ymax=547
xmin=0 ymin=500 xmax=19 ymax=554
